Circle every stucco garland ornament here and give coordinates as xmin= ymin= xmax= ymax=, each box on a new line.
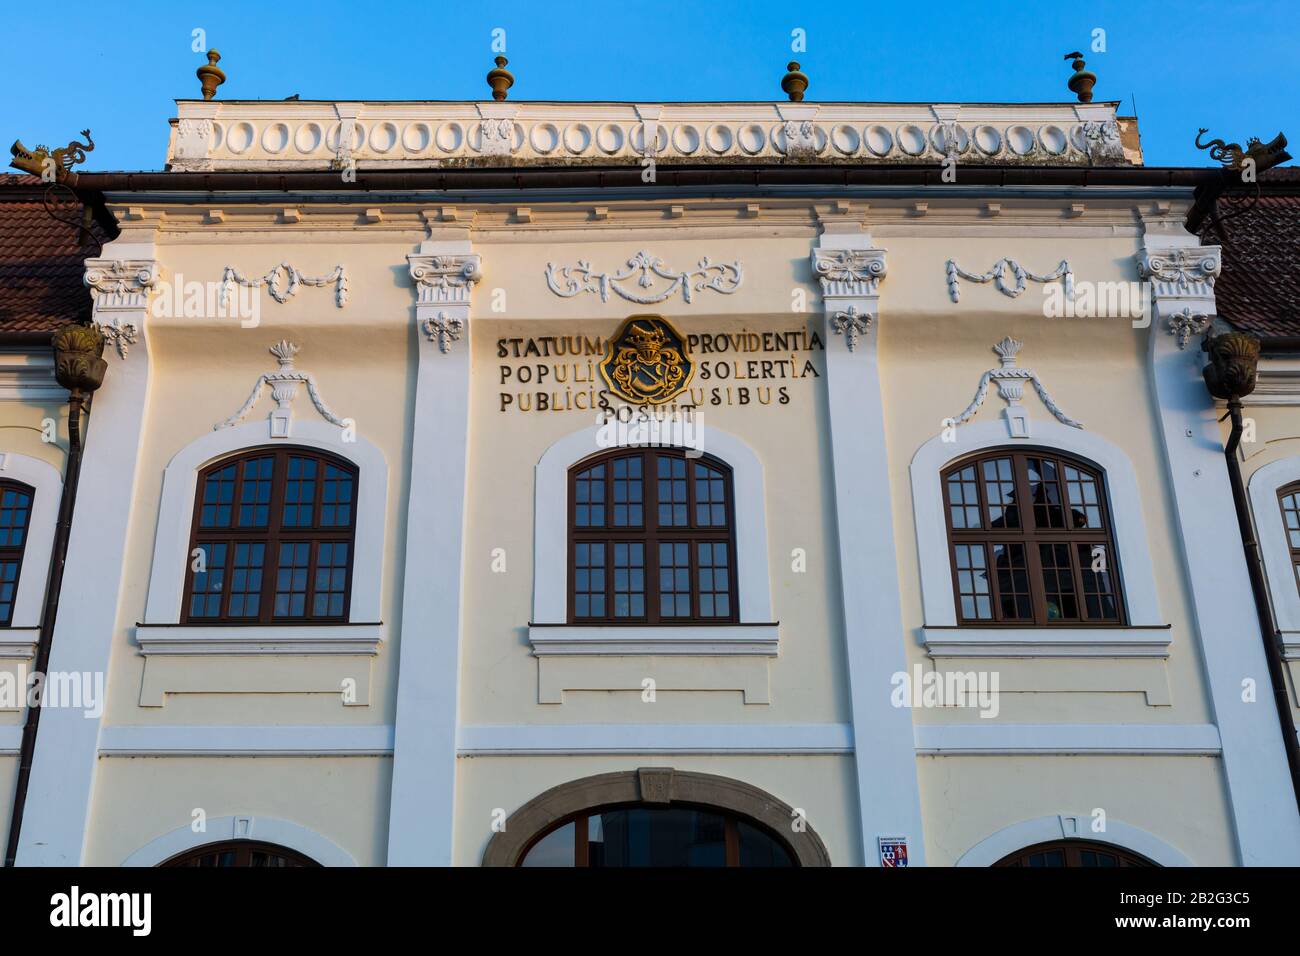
xmin=220 ymin=263 xmax=348 ymax=308
xmin=97 ymin=317 xmax=139 ymax=359
xmin=945 ymin=258 xmax=1073 ymax=303
xmin=544 ymin=251 xmax=743 ymax=304
xmin=215 ymin=340 xmax=349 ymax=436
xmin=830 ymin=305 xmax=872 ymax=351
xmin=1167 ymin=307 xmax=1215 ymax=350
xmin=422 ymin=311 xmax=464 ymax=353
xmin=951 ymin=337 xmax=1082 ymax=431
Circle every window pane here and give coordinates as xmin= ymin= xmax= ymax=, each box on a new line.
xmin=1039 ymin=542 xmax=1079 ymax=620
xmin=273 ymin=542 xmax=311 ymax=618
xmin=981 ymin=457 xmax=1019 ymax=529
xmin=238 ymin=456 xmax=274 ymax=527
xmin=613 ymin=542 xmax=644 ymax=617
xmin=0 ymin=487 xmax=32 ymax=547
xmin=589 ymin=808 xmax=727 ymax=868
xmin=1078 ymin=543 xmax=1120 ymax=621
xmin=657 ymin=456 xmax=688 ymax=526
xmin=312 ymin=542 xmax=349 ymax=617
xmin=946 ymin=465 xmax=981 ymax=529
xmin=320 ymin=464 xmax=354 ymax=527
xmin=1027 ymin=457 xmax=1066 ymax=529
xmin=282 ymin=456 xmax=318 ymax=527
xmin=1282 ymin=491 xmax=1300 ymax=550
xmin=520 ymin=821 xmax=576 ymax=867
xmin=992 ymin=542 xmax=1031 ymax=620
xmin=694 ymin=463 xmax=728 ymax=527
xmin=954 ymin=544 xmax=992 ymax=620
xmin=612 ymin=455 xmax=644 ymax=527
xmin=573 ymin=542 xmax=606 ymax=619
xmin=200 ymin=464 xmax=236 ymax=528
xmin=658 ymin=541 xmax=691 ymax=618
xmin=0 ymin=559 xmax=20 ymax=626
xmin=574 ymin=464 xmax=605 ymax=527
xmin=188 ymin=542 xmax=228 ymax=618
xmin=697 ymin=541 xmax=730 ymax=618
xmin=227 ymin=541 xmax=265 ymax=618
xmin=1063 ymin=465 xmax=1103 ymax=529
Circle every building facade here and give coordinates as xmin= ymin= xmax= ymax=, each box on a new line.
xmin=2 ymin=91 xmax=1298 ymax=866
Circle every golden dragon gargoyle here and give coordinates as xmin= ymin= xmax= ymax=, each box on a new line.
xmin=9 ymin=129 xmax=94 ymax=182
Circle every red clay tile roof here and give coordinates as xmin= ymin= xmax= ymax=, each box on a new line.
xmin=1199 ymin=168 xmax=1300 ymax=339
xmin=0 ymin=173 xmax=106 ymax=338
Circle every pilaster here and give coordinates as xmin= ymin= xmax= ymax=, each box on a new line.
xmin=1140 ymin=219 xmax=1300 ymax=864
xmin=386 ymin=242 xmax=481 ymax=865
xmin=16 ymin=245 xmax=159 ymax=865
xmin=811 ymin=224 xmax=926 ymax=865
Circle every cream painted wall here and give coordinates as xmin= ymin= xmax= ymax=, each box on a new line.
xmin=84 ymin=756 xmax=391 ymax=866
xmin=919 ymin=755 xmax=1235 ymax=866
xmin=56 ymin=199 xmax=1245 ymax=865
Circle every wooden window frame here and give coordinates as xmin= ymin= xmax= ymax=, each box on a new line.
xmin=1278 ymin=481 xmax=1300 ymax=599
xmin=993 ymin=839 xmax=1154 ymax=867
xmin=0 ymin=480 xmax=34 ymax=629
xmin=161 ymin=840 xmax=321 ymax=867
xmin=517 ymin=802 xmax=795 ymax=868
xmin=181 ymin=447 xmax=358 ymax=625
xmin=942 ymin=448 xmax=1126 ymax=627
xmin=567 ymin=448 xmax=738 ymax=625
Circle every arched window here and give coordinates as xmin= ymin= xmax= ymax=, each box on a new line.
xmin=1278 ymin=481 xmax=1300 ymax=599
xmin=942 ymin=449 xmax=1124 ymax=625
xmin=161 ymin=841 xmax=320 ymax=867
xmin=520 ymin=804 xmax=795 ymax=867
xmin=994 ymin=840 xmax=1155 ymax=867
xmin=569 ymin=448 xmax=737 ymax=624
xmin=0 ymin=480 xmax=35 ymax=628
xmin=182 ymin=448 xmax=357 ymax=624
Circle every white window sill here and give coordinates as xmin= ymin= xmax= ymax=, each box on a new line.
xmin=921 ymin=625 xmax=1171 ymax=659
xmin=0 ymin=627 xmax=40 ymax=659
xmin=134 ymin=623 xmax=384 ymax=657
xmin=528 ymin=624 xmax=779 ymax=657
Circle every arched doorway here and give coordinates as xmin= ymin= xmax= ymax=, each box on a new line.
xmin=482 ymin=768 xmax=831 ymax=867
xmin=994 ymin=839 xmax=1155 ymax=868
xmin=161 ymin=840 xmax=320 ymax=867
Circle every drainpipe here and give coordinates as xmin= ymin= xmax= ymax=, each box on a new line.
xmin=1203 ymin=330 xmax=1300 ymax=814
xmin=4 ymin=323 xmax=106 ymax=867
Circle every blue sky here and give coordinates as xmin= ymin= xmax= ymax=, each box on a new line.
xmin=2 ymin=0 xmax=1296 ymax=171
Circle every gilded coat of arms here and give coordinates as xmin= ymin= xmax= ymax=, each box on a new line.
xmin=600 ymin=316 xmax=693 ymax=405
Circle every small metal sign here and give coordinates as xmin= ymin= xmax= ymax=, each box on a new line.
xmin=878 ymin=836 xmax=909 ymax=868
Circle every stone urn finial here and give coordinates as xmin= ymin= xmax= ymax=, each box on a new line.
xmin=51 ymin=323 xmax=107 ymax=397
xmin=782 ymin=61 xmax=809 ymax=102
xmin=487 ymin=56 xmax=514 ymax=101
xmin=1064 ymin=51 xmax=1096 ymax=103
xmin=197 ymin=49 xmax=226 ymax=100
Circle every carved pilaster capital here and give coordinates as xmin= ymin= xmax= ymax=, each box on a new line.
xmin=1138 ymin=245 xmax=1221 ymax=300
xmin=811 ymin=247 xmax=887 ymax=298
xmin=83 ymin=258 xmax=160 ymax=311
xmin=407 ymin=253 xmax=483 ymax=307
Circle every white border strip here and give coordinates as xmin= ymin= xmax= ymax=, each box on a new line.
xmin=98 ymin=724 xmax=395 ymax=757
xmin=457 ymin=723 xmax=853 ymax=756
xmin=915 ymin=723 xmax=1222 ymax=756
